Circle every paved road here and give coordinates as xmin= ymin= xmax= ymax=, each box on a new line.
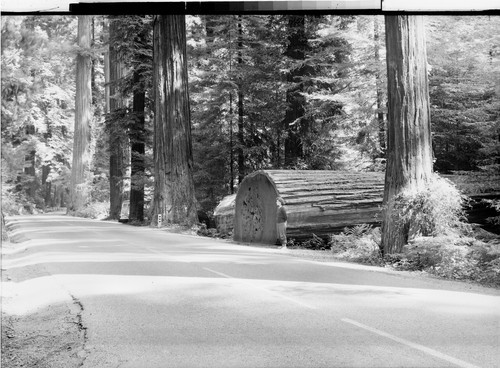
xmin=3 ymin=214 xmax=500 ymax=367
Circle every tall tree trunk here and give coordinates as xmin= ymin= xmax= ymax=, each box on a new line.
xmin=374 ymin=16 xmax=386 ymax=156
xmin=129 ymin=69 xmax=146 ymax=222
xmin=237 ymin=15 xmax=245 ymax=184
xmin=229 ymin=92 xmax=235 ymax=194
xmin=103 ymin=18 xmax=110 ymax=115
xmin=283 ymin=15 xmax=308 ymax=168
xmin=381 ymin=15 xmax=433 ymax=255
xmin=91 ymin=17 xmax=97 ymax=106
xmin=41 ymin=164 xmax=52 ymax=209
xmin=152 ymin=15 xmax=198 ymax=227
xmin=23 ymin=148 xmax=36 ymax=199
xmin=22 ymin=124 xmax=37 ymax=199
xmin=108 ymin=17 xmax=125 ymax=220
xmin=69 ymin=15 xmax=92 ymax=213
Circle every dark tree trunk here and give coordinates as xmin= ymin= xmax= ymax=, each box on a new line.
xmin=41 ymin=164 xmax=52 ymax=208
xmin=107 ymin=17 xmax=125 ymax=220
xmin=129 ymin=70 xmax=146 ymax=222
xmin=283 ymin=15 xmax=308 ymax=168
xmin=381 ymin=16 xmax=433 ymax=255
xmin=237 ymin=15 xmax=245 ymax=184
xmin=53 ymin=185 xmax=60 ymax=208
xmin=229 ymin=92 xmax=235 ymax=194
xmin=152 ymin=15 xmax=198 ymax=227
xmin=23 ymin=145 xmax=36 ymax=199
xmin=69 ymin=15 xmax=92 ymax=213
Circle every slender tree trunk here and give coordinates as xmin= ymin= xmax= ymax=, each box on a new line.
xmin=237 ymin=15 xmax=245 ymax=184
xmin=108 ymin=17 xmax=125 ymax=220
xmin=22 ymin=124 xmax=37 ymax=199
xmin=52 ymin=185 xmax=60 ymax=208
xmin=91 ymin=17 xmax=97 ymax=106
xmin=23 ymin=145 xmax=36 ymax=199
xmin=41 ymin=164 xmax=52 ymax=209
xmin=103 ymin=18 xmax=110 ymax=115
xmin=283 ymin=15 xmax=308 ymax=168
xmin=69 ymin=15 xmax=92 ymax=213
xmin=229 ymin=92 xmax=235 ymax=194
xmin=381 ymin=15 xmax=433 ymax=255
xmin=374 ymin=16 xmax=386 ymax=156
xmin=152 ymin=15 xmax=198 ymax=227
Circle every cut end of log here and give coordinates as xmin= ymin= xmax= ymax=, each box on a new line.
xmin=233 ymin=171 xmax=279 ymax=244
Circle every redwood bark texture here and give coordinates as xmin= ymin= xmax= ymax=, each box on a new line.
xmin=108 ymin=18 xmax=125 ymax=220
xmin=129 ymin=70 xmax=146 ymax=222
xmin=381 ymin=16 xmax=433 ymax=254
xmin=152 ymin=15 xmax=198 ymax=226
xmin=69 ymin=15 xmax=92 ymax=213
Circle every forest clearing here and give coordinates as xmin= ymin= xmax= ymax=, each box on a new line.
xmin=1 ymin=13 xmax=500 ymax=287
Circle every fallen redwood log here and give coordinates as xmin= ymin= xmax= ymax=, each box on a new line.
xmin=227 ymin=170 xmax=500 ymax=244
xmin=213 ymin=194 xmax=236 ymax=236
xmin=233 ymin=170 xmax=385 ymax=244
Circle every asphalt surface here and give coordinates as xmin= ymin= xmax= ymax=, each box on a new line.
xmin=2 ymin=213 xmax=500 ymax=368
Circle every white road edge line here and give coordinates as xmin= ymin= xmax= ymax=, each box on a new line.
xmin=203 ymin=267 xmax=317 ymax=310
xmin=341 ymin=318 xmax=482 ymax=368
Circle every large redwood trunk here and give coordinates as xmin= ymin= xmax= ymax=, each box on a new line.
xmin=69 ymin=15 xmax=92 ymax=213
xmin=381 ymin=16 xmax=433 ymax=255
xmin=129 ymin=69 xmax=146 ymax=222
xmin=152 ymin=15 xmax=198 ymax=226
xmin=107 ymin=17 xmax=126 ymax=220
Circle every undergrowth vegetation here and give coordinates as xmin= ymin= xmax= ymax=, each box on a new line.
xmin=328 ymin=224 xmax=382 ymax=265
xmin=72 ymin=201 xmax=110 ymax=220
xmin=389 ymin=174 xmax=471 ymax=238
xmin=293 ymin=221 xmax=500 ymax=287
xmin=387 ymin=236 xmax=500 ymax=287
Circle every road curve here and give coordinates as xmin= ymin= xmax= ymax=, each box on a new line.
xmin=3 ymin=214 xmax=499 ymax=368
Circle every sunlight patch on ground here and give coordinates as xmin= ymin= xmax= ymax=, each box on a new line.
xmin=3 ymin=251 xmax=281 ymax=269
xmin=3 ymin=274 xmax=499 ymax=318
xmin=1 ymin=239 xmax=122 ymax=255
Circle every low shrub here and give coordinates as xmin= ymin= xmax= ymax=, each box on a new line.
xmin=300 ymin=234 xmax=329 ymax=250
xmin=196 ymin=223 xmax=219 ymax=238
xmin=75 ymin=201 xmax=110 ymax=220
xmin=329 ymin=224 xmax=382 ymax=265
xmin=387 ymin=235 xmax=500 ymax=287
xmin=389 ymin=173 xmax=470 ymax=239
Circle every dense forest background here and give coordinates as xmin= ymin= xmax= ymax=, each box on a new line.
xmin=2 ymin=15 xmax=499 ymax=224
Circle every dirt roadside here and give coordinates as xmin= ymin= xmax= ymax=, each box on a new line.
xmin=1 ymin=228 xmax=88 ymax=368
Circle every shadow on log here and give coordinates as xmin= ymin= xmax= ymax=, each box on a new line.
xmin=233 ymin=170 xmax=385 ymax=244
